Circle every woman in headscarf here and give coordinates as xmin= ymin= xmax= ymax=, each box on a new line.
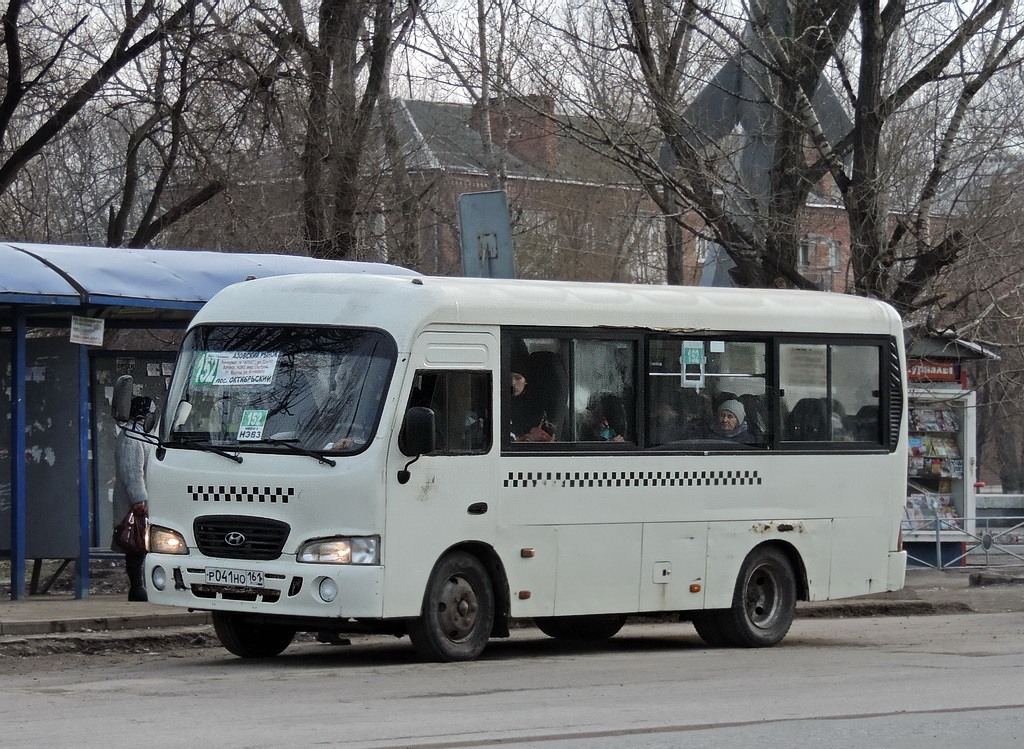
xmin=708 ymin=399 xmax=753 ymax=444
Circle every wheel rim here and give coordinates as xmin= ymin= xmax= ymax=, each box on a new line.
xmin=436 ymin=574 xmax=480 ymax=642
xmin=744 ymin=563 xmax=782 ymax=630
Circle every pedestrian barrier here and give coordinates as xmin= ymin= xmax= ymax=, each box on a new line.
xmin=906 ymin=514 xmax=1024 ymax=570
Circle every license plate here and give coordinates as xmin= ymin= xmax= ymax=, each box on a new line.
xmin=204 ymin=567 xmax=265 ymax=587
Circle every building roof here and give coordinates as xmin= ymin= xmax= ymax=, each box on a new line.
xmin=393 ymin=99 xmax=649 ymax=188
xmin=0 ymin=242 xmax=416 ymax=315
xmin=395 ymin=99 xmax=530 ymax=176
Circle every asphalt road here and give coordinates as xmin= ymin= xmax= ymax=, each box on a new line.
xmin=2 ymin=611 xmax=1022 ymax=748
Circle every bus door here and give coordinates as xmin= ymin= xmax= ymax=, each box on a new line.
xmin=382 ymin=331 xmax=498 ymax=618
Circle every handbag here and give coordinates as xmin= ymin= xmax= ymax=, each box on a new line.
xmin=112 ymin=502 xmax=148 ymax=554
xmin=516 ymin=418 xmax=556 ymax=443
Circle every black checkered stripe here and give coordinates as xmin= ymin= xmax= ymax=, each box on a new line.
xmin=188 ymin=485 xmax=295 ymax=503
xmin=504 ymin=469 xmax=762 ymax=489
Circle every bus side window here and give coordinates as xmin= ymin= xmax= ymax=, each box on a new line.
xmin=780 ymin=343 xmax=882 ymax=444
xmin=572 ymin=339 xmax=636 ymax=443
xmin=832 ymin=345 xmax=882 ymax=444
xmin=401 ymin=370 xmax=492 ymax=455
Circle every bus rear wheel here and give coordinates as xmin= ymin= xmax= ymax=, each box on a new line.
xmin=718 ymin=546 xmax=797 ymax=647
xmin=212 ymin=611 xmax=295 ymax=658
xmin=534 ymin=614 xmax=628 ymax=640
xmin=408 ymin=551 xmax=495 ymax=662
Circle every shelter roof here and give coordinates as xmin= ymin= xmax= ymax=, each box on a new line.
xmin=0 ymin=242 xmax=415 ymax=318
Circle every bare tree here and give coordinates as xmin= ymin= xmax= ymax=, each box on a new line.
xmin=408 ymin=0 xmax=546 ymax=189
xmin=510 ymin=0 xmax=1024 ymax=314
xmin=0 ymin=0 xmax=201 ymax=195
xmin=0 ymin=0 xmax=248 ymax=246
xmin=257 ymin=0 xmax=418 ymax=260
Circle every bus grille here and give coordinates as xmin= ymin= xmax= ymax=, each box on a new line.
xmin=193 ymin=515 xmax=290 ymax=560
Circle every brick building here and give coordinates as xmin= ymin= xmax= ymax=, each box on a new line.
xmin=390 ymin=97 xmax=855 ymax=290
xmin=387 ymin=96 xmax=664 ymax=281
xmin=168 ymin=95 xmax=857 ymax=290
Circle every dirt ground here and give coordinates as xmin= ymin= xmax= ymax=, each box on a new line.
xmin=0 ymin=558 xmax=130 ymax=598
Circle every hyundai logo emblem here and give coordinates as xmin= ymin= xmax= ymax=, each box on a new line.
xmin=224 ymin=531 xmax=246 ymax=547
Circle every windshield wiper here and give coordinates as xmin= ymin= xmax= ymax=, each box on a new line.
xmin=245 ymin=438 xmax=337 ymax=467
xmin=168 ymin=434 xmax=244 ymax=464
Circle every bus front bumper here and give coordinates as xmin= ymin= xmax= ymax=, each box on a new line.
xmin=145 ymin=554 xmax=384 ymax=619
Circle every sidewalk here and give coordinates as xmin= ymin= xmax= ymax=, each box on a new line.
xmin=0 ymin=567 xmax=1022 ymax=654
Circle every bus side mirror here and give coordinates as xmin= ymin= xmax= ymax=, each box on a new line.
xmin=400 ymin=407 xmax=436 ymax=457
xmin=112 ymin=375 xmax=134 ymax=422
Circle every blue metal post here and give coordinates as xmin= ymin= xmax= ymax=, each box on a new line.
xmin=75 ymin=344 xmax=90 ymax=598
xmin=10 ymin=309 xmax=27 ymax=600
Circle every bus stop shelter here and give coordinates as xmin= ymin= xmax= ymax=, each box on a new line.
xmin=0 ymin=242 xmax=414 ymax=600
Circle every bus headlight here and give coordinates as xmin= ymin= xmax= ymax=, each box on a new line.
xmin=149 ymin=525 xmax=189 ymax=555
xmin=297 ymin=536 xmax=379 ymax=565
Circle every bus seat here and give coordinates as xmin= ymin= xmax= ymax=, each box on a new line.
xmin=785 ymin=397 xmax=829 ymax=441
xmin=714 ymin=391 xmax=738 ymax=410
xmin=524 ymin=350 xmax=568 ymax=437
xmin=510 ymin=337 xmax=530 ymax=375
xmin=738 ymin=393 xmax=768 ymax=440
xmin=851 ymin=404 xmax=880 ymax=442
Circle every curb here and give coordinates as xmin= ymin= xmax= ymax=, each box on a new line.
xmin=969 ymin=571 xmax=1024 ymax=587
xmin=0 ymin=598 xmax=975 ymax=659
xmin=0 ymin=611 xmax=210 ymax=637
xmin=796 ymin=599 xmax=971 ymax=618
xmin=0 ymin=625 xmax=219 ymax=658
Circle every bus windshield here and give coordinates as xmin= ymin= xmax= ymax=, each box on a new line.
xmin=161 ymin=325 xmax=397 ymax=455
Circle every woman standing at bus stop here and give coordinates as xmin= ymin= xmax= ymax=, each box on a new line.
xmin=113 ymin=396 xmax=154 ymax=602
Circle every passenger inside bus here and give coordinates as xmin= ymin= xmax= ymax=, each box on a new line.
xmin=509 ymin=371 xmax=555 ymax=442
xmin=707 ymin=399 xmax=755 ymax=444
xmin=580 ymin=393 xmax=628 ymax=442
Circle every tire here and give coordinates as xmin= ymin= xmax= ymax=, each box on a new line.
xmin=534 ymin=614 xmax=627 ymax=640
xmin=718 ymin=546 xmax=797 ymax=647
xmin=212 ymin=611 xmax=295 ymax=658
xmin=408 ymin=551 xmax=495 ymax=662
xmin=689 ymin=611 xmax=729 ymax=647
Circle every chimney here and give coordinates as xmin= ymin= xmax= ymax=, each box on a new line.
xmin=470 ymin=95 xmax=558 ymax=168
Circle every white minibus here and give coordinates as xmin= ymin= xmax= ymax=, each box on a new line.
xmin=141 ymin=274 xmax=908 ymax=661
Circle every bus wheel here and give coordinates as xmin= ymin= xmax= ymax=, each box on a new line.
xmin=212 ymin=611 xmax=295 ymax=658
xmin=721 ymin=546 xmax=797 ymax=647
xmin=408 ymin=551 xmax=495 ymax=662
xmin=534 ymin=614 xmax=627 ymax=640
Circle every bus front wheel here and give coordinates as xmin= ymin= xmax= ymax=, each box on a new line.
xmin=719 ymin=546 xmax=797 ymax=647
xmin=212 ymin=611 xmax=295 ymax=658
xmin=408 ymin=551 xmax=495 ymax=662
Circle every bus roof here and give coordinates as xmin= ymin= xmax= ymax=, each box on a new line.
xmin=191 ymin=274 xmax=903 ymax=345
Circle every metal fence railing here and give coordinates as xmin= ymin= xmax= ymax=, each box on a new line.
xmin=905 ymin=514 xmax=1024 ymax=570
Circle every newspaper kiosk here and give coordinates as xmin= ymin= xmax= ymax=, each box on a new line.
xmin=903 ymin=332 xmax=995 ymax=567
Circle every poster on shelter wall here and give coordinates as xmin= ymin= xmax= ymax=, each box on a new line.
xmin=70 ymin=316 xmax=104 ymax=346
xmin=0 ymin=338 xmax=82 ymax=558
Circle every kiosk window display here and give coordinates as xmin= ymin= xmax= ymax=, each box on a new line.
xmin=905 ymin=393 xmax=972 ymax=534
xmin=903 ymin=352 xmax=982 ymax=566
